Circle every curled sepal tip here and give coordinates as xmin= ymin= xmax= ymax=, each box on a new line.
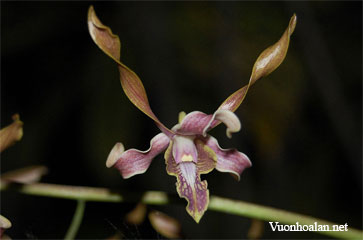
xmin=106 ymin=142 xmax=125 ymax=168
xmin=250 ymin=13 xmax=297 ymax=84
xmin=218 ymin=14 xmax=297 ymax=113
xmin=88 ymin=5 xmax=121 ymax=63
xmin=206 ymin=110 xmax=241 ymax=138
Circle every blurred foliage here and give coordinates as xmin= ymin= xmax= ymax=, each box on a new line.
xmin=1 ymin=1 xmax=361 ymax=239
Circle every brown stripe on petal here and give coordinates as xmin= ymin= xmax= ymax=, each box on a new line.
xmin=195 ymin=138 xmax=217 ymax=175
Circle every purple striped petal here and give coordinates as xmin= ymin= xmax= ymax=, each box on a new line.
xmin=107 ymin=133 xmax=170 ymax=179
xmin=202 ymin=136 xmax=251 ymax=181
xmin=174 ymin=110 xmax=241 ymax=138
xmin=173 ymin=111 xmax=213 ymax=136
xmin=165 ymin=143 xmax=209 ymax=223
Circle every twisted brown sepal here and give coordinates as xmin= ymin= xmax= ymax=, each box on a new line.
xmin=87 ymin=6 xmax=174 ymax=138
xmin=218 ymin=14 xmax=297 ymax=112
xmin=0 ymin=114 xmax=23 ymax=153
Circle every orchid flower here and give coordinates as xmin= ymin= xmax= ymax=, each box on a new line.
xmin=88 ymin=6 xmax=296 ymax=223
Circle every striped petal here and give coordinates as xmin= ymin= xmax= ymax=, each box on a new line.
xmin=165 ymin=143 xmax=209 ymax=223
xmin=172 ymin=111 xmax=212 ymax=136
xmin=195 ymin=138 xmax=217 ymax=174
xmin=88 ymin=6 xmax=174 ymax=137
xmin=174 ymin=110 xmax=241 ymax=138
xmin=107 ymin=133 xmax=170 ymax=178
xmin=202 ymin=136 xmax=251 ymax=181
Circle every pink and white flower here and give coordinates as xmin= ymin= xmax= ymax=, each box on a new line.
xmin=88 ymin=6 xmax=296 ymax=222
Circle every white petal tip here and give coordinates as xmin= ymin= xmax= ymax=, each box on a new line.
xmin=106 ymin=142 xmax=125 ymax=168
xmin=214 ymin=109 xmax=241 ymax=137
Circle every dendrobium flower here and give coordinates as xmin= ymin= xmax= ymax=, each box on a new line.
xmin=88 ymin=6 xmax=296 ymax=223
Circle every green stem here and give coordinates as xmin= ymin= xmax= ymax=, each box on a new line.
xmin=1 ymin=180 xmax=361 ymax=239
xmin=209 ymin=197 xmax=361 ymax=239
xmin=64 ymin=200 xmax=86 ymax=240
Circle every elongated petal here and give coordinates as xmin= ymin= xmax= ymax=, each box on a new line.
xmin=88 ymin=6 xmax=174 ymax=137
xmin=203 ymin=136 xmax=251 ymax=181
xmin=107 ymin=133 xmax=170 ymax=178
xmin=218 ymin=14 xmax=297 ymax=113
xmin=174 ymin=110 xmax=241 ymax=138
xmin=0 ymin=114 xmax=23 ymax=152
xmin=165 ymin=144 xmax=209 ymax=223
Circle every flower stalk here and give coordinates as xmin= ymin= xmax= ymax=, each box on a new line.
xmin=64 ymin=200 xmax=86 ymax=240
xmin=1 ymin=180 xmax=361 ymax=239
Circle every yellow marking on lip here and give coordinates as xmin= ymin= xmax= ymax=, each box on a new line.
xmin=181 ymin=154 xmax=193 ymax=162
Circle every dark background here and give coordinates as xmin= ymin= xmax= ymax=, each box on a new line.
xmin=1 ymin=1 xmax=362 ymax=239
